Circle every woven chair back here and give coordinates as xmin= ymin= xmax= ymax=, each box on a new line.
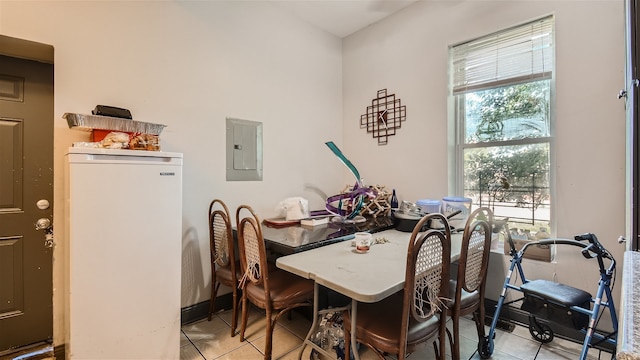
xmin=236 ymin=205 xmax=268 ymax=288
xmin=407 ymin=213 xmax=451 ymax=322
xmin=209 ymin=199 xmax=234 ymax=269
xmin=460 ymin=207 xmax=493 ymax=293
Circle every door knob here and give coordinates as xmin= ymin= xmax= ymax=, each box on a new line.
xmin=618 ymin=89 xmax=627 ymax=99
xmin=35 ymin=218 xmax=51 ymax=231
xmin=35 ymin=218 xmax=54 ymax=248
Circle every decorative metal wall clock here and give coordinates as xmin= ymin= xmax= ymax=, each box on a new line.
xmin=360 ymin=88 xmax=406 ymax=145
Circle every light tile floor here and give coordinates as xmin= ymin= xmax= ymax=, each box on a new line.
xmin=181 ymin=306 xmax=614 ymax=360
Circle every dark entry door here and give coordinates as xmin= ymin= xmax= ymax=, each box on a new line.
xmin=0 ymin=53 xmax=54 ymax=352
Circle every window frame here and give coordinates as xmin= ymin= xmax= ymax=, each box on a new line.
xmin=449 ymin=16 xmax=556 ymax=234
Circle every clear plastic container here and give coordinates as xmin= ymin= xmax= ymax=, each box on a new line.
xmin=441 ymin=196 xmax=472 ymax=229
xmin=416 ymin=199 xmax=441 ymax=214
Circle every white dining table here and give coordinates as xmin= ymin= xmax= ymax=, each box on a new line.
xmin=276 ymin=228 xmax=463 ymax=360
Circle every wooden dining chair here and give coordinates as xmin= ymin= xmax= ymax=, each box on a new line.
xmin=343 ymin=213 xmax=452 ymax=360
xmin=445 ymin=207 xmax=493 ymax=360
xmin=235 ymin=205 xmax=314 ymax=360
xmin=207 ymin=199 xmax=240 ymax=337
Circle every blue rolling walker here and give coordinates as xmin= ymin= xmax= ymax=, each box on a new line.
xmin=480 ymin=229 xmax=618 ymax=360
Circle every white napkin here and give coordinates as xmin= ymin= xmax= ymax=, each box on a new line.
xmin=278 ymin=197 xmax=310 ymax=220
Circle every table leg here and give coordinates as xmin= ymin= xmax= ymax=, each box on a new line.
xmin=351 ymin=300 xmax=360 ymax=360
xmin=298 ymin=282 xmax=319 ymax=360
xmin=299 ymin=282 xmax=349 ymax=360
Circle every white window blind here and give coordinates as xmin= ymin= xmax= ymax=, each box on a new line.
xmin=451 ymin=16 xmax=554 ymax=95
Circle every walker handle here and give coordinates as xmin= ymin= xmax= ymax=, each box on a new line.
xmin=575 ymin=233 xmax=607 ymax=258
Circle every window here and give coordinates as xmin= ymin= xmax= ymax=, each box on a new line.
xmin=450 ymin=16 xmax=554 ymax=239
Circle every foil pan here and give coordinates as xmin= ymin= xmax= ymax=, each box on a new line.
xmin=64 ymin=113 xmax=166 ymax=135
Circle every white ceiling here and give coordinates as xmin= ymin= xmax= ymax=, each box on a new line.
xmin=272 ymin=0 xmax=419 ymax=38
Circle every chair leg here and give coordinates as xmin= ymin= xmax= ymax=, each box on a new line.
xmin=445 ymin=327 xmax=454 ymax=360
xmin=452 ymin=315 xmax=460 ymax=360
xmin=230 ymin=287 xmax=238 ymax=337
xmin=474 ymin=303 xmax=487 ymax=339
xmin=239 ymin=294 xmax=248 ymax=342
xmin=343 ymin=311 xmax=351 ymax=360
xmin=208 ymin=282 xmax=220 ymax=321
xmin=264 ymin=308 xmax=274 ymax=360
xmin=439 ymin=317 xmax=448 ymax=360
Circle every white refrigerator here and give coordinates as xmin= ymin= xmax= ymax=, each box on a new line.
xmin=64 ymin=148 xmax=183 ymax=359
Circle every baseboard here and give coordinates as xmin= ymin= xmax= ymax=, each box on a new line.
xmin=484 ymin=299 xmax=616 ymax=353
xmin=181 ymin=292 xmax=234 ymax=326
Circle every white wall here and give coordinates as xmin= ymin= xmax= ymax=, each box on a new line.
xmin=0 ymin=0 xmax=344 ymax=347
xmin=342 ymin=0 xmax=626 ymax=303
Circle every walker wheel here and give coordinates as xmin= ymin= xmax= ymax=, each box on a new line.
xmin=477 ymin=336 xmax=493 ymax=359
xmin=528 ymin=317 xmax=554 ymax=344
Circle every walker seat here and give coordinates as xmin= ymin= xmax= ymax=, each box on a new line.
xmin=520 ymin=279 xmax=592 ymax=330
